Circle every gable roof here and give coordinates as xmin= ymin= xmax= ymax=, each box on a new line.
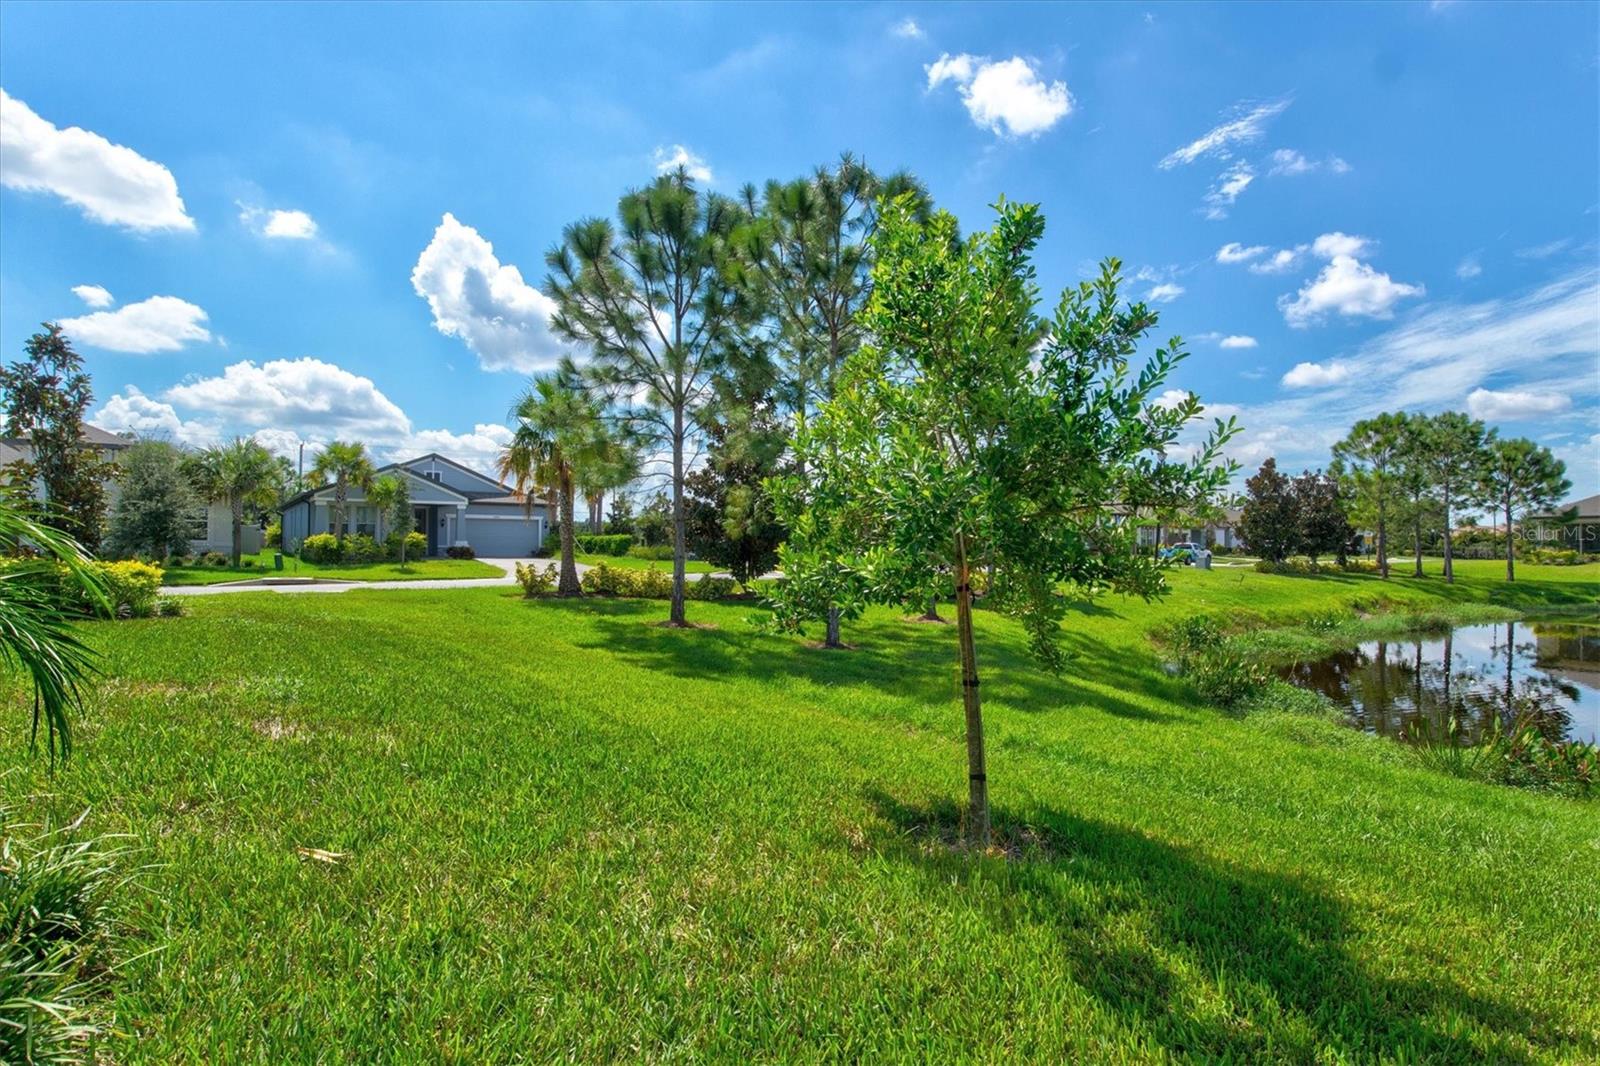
xmin=278 ymin=454 xmax=549 ymax=510
xmin=0 ymin=423 xmax=131 ymax=450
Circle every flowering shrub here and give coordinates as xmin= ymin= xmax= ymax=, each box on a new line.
xmin=514 ymin=561 xmax=558 ymax=597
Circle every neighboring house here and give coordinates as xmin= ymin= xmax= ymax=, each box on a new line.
xmin=188 ymin=500 xmax=264 ymax=557
xmin=278 ymin=452 xmax=549 ymax=558
xmin=1525 ymin=494 xmax=1600 ymax=553
xmin=0 ymin=423 xmax=131 ymax=506
xmin=1135 ymin=507 xmax=1246 ymax=550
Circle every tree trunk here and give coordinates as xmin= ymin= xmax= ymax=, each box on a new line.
xmin=1504 ymin=494 xmax=1515 ymax=582
xmin=920 ymin=594 xmax=944 ymax=622
xmin=1412 ymin=513 xmax=1423 ymax=577
xmin=669 ymin=412 xmax=687 ymax=625
xmin=954 ymin=533 xmax=989 ymax=847
xmin=334 ymin=478 xmax=347 ymax=547
xmin=590 ymin=492 xmax=603 ymax=535
xmin=557 ymin=467 xmax=581 ymax=597
xmin=824 ymin=606 xmax=843 ymax=648
xmin=230 ymin=495 xmax=244 ymax=568
xmin=1376 ymin=503 xmax=1388 ymax=579
xmin=1442 ymin=492 xmax=1454 ymax=583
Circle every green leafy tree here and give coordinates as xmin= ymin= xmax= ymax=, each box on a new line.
xmin=686 ymin=390 xmax=788 ymax=585
xmin=604 ymin=492 xmax=635 ymax=536
xmin=768 ymin=198 xmax=1236 ymax=843
xmin=733 ymin=156 xmax=929 ymax=646
xmin=0 ymin=325 xmax=111 ymax=552
xmin=500 ymin=369 xmax=610 ymax=596
xmin=0 ymin=497 xmax=107 ymax=761
xmin=1239 ymin=459 xmax=1298 ymax=563
xmin=106 ymin=439 xmax=197 ymax=561
xmin=188 ymin=438 xmax=284 ymax=566
xmin=1293 ymin=468 xmax=1353 ymax=564
xmin=1477 ymin=437 xmax=1569 ymax=582
xmin=633 ymin=491 xmax=671 ymax=547
xmin=1394 ymin=413 xmax=1441 ymax=578
xmin=1332 ymin=413 xmax=1408 ymax=578
xmin=1422 ymin=411 xmax=1490 ymax=583
xmin=545 ymin=167 xmax=748 ymax=626
xmin=368 ymin=474 xmax=415 ymax=566
xmin=308 ymin=441 xmax=375 ymax=548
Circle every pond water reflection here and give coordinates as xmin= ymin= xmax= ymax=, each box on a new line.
xmin=1278 ymin=618 xmax=1600 ymax=745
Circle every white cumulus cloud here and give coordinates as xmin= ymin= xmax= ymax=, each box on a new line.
xmin=1146 ymin=283 xmax=1185 ymax=303
xmin=1310 ymin=231 xmax=1372 ymax=259
xmin=652 ymin=144 xmax=712 ymax=183
xmin=925 ymin=53 xmax=1072 ymax=137
xmin=165 ymin=357 xmax=411 ymax=439
xmin=0 ymin=88 xmax=194 ymax=232
xmin=398 ymin=423 xmax=514 ymax=474
xmin=411 ymin=213 xmax=567 ymax=374
xmin=1465 ymin=387 xmax=1572 ymax=421
xmin=891 ymin=17 xmax=925 ymax=40
xmin=71 ymin=284 xmax=113 ymax=308
xmin=1279 ymin=254 xmax=1424 ymax=328
xmin=1281 ymin=360 xmax=1352 ymax=389
xmin=1219 ymin=335 xmax=1258 ymax=349
xmin=239 ymin=203 xmax=319 ymax=240
xmin=93 ymin=386 xmax=219 ymax=446
xmin=60 ymin=295 xmax=211 ymax=353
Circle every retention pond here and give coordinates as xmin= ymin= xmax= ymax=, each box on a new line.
xmin=1278 ymin=617 xmax=1600 ymax=745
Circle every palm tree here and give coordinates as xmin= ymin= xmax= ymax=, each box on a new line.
xmin=188 ymin=438 xmax=283 ymax=566
xmin=0 ymin=497 xmax=107 ymax=761
xmin=308 ymin=441 xmax=375 ymax=548
xmin=579 ymin=430 xmax=641 ymax=535
xmin=500 ymin=372 xmax=605 ymax=597
xmin=367 ymin=474 xmax=415 ymax=567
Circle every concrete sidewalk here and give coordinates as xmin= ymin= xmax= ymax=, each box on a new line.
xmin=162 ymin=558 xmax=757 ymax=595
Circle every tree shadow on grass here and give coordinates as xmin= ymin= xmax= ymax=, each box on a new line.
xmin=863 ymin=789 xmax=1585 ymax=1064
xmin=553 ymin=597 xmax=1191 ymax=725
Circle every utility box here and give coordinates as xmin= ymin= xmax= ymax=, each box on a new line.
xmin=274 ymin=552 xmax=284 ymax=571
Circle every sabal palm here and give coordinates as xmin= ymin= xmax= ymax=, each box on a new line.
xmin=190 ymin=438 xmax=283 ymax=565
xmin=309 ymin=440 xmax=375 ymax=546
xmin=500 ymin=373 xmax=603 ymax=597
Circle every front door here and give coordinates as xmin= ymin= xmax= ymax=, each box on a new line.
xmin=417 ymin=505 xmax=439 ymax=556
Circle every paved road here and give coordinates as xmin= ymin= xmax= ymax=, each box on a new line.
xmin=163 ymin=558 xmax=750 ymax=596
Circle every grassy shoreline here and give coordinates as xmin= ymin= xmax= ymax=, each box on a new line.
xmin=2 ymin=559 xmax=1596 ymax=1060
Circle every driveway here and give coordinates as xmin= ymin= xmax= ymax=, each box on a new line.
xmin=162 ymin=558 xmax=755 ymax=595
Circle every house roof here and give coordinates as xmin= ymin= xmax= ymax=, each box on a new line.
xmin=1530 ymin=494 xmax=1600 ymax=521
xmin=0 ymin=423 xmax=131 ymax=451
xmin=278 ymin=454 xmax=549 ymax=510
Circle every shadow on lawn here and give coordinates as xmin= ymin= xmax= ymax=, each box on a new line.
xmin=864 ymin=790 xmax=1584 ymax=1064
xmin=556 ymin=596 xmax=1189 ymax=724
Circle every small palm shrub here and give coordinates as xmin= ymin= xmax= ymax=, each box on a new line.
xmin=514 ymin=562 xmax=558 ymax=597
xmin=574 ymin=533 xmax=633 ymax=556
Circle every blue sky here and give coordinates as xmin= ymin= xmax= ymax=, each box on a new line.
xmin=2 ymin=0 xmax=1596 ymax=498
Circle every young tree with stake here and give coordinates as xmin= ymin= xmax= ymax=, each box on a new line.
xmin=768 ymin=198 xmax=1236 ymax=844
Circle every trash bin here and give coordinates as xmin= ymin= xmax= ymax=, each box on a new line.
xmin=274 ymin=552 xmax=284 ymax=571
xmin=1198 ymin=550 xmax=1212 ymax=570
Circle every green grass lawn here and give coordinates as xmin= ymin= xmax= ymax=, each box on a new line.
xmin=574 ymin=551 xmax=718 ymax=574
xmin=161 ymin=548 xmax=504 ymax=585
xmin=2 ymin=562 xmax=1596 ymax=1060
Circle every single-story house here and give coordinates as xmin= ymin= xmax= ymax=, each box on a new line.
xmin=1525 ymin=494 xmax=1600 ymax=554
xmin=187 ymin=501 xmax=265 ymax=557
xmin=1135 ymin=507 xmax=1246 ymax=550
xmin=278 ymin=452 xmax=549 ymax=558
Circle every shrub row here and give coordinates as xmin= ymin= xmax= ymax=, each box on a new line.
xmin=300 ymin=531 xmax=427 ymax=564
xmin=579 ymin=561 xmax=737 ymax=600
xmin=1253 ymin=557 xmax=1376 ymax=576
xmin=574 ymin=533 xmax=633 ymax=556
xmin=1523 ymin=547 xmax=1598 ymax=566
xmin=627 ymin=544 xmax=674 ymax=561
xmin=0 ymin=557 xmax=166 ymax=619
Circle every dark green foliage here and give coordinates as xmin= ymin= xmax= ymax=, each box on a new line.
xmin=1478 ymin=436 xmax=1570 ymax=582
xmin=1293 ymin=468 xmax=1354 ymax=563
xmin=0 ymin=325 xmax=111 ymax=552
xmin=574 ymin=533 xmax=633 ymax=556
xmin=106 ymin=440 xmax=197 ymax=562
xmin=1239 ymin=459 xmax=1298 ymax=564
xmin=632 ymin=492 xmax=671 ymax=548
xmin=685 ymin=394 xmax=787 ymax=585
xmin=446 ymin=545 xmax=476 ymax=560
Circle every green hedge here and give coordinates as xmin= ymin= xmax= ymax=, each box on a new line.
xmin=300 ymin=531 xmax=427 ymax=564
xmin=578 ymin=562 xmax=737 ymax=600
xmin=626 ymin=544 xmax=674 ymax=561
xmin=575 ymin=533 xmax=633 ymax=556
